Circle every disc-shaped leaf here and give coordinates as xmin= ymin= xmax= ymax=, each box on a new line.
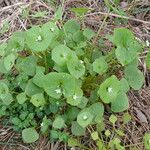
xmin=77 ymin=97 xmax=88 ymax=109
xmin=22 ymin=128 xmax=39 ymax=143
xmin=89 ymin=102 xmax=104 ymax=123
xmin=146 ymin=49 xmax=150 ymax=69
xmin=4 ymin=53 xmax=16 ymax=71
xmin=71 ymin=121 xmax=86 ymax=136
xmin=30 ymin=93 xmax=46 ymax=107
xmin=111 ymin=92 xmax=129 ymax=112
xmin=0 ymin=82 xmax=9 ymax=96
xmin=77 ymin=108 xmax=93 ymax=128
xmin=98 ymin=75 xmax=120 ymax=103
xmin=52 ymin=115 xmax=65 ymax=129
xmin=25 ymin=26 xmax=52 ymax=52
xmin=1 ymin=93 xmax=13 ymax=105
xmin=16 ymin=56 xmax=37 ymax=76
xmin=125 ymin=66 xmax=144 ymax=90
xmin=92 ymin=57 xmax=108 ymax=74
xmin=0 ymin=43 xmax=7 ymax=56
xmin=115 ymin=45 xmax=138 ymax=66
xmin=67 ymin=59 xmax=85 ymax=79
xmin=83 ymin=28 xmax=95 ymax=40
xmin=120 ymin=78 xmax=130 ymax=93
xmin=25 ymin=79 xmax=43 ymax=97
xmin=64 ymin=20 xmax=80 ymax=34
xmin=52 ymin=44 xmax=77 ymax=66
xmin=16 ymin=92 xmax=27 ymax=104
xmin=66 ymin=88 xmax=83 ymax=106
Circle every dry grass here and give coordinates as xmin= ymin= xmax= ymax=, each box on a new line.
xmin=0 ymin=0 xmax=150 ymax=149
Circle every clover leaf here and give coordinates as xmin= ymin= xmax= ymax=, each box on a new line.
xmin=98 ymin=75 xmax=120 ymax=103
xmin=77 ymin=97 xmax=88 ymax=109
xmin=30 ymin=93 xmax=46 ymax=107
xmin=52 ymin=115 xmax=65 ymax=129
xmin=111 ymin=92 xmax=129 ymax=112
xmin=146 ymin=49 xmax=150 ymax=69
xmin=52 ymin=44 xmax=77 ymax=66
xmin=25 ymin=25 xmax=52 ymax=52
xmin=125 ymin=65 xmax=144 ymax=90
xmin=77 ymin=108 xmax=93 ymax=128
xmin=92 ymin=57 xmax=108 ymax=74
xmin=22 ymin=128 xmax=39 ymax=143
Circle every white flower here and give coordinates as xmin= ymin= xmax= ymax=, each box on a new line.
xmin=50 ymin=28 xmax=54 ymax=32
xmin=108 ymin=87 xmax=113 ymax=93
xmin=41 ymin=123 xmax=44 ymax=127
xmin=73 ymin=95 xmax=78 ymax=100
xmin=80 ymin=60 xmax=84 ymax=64
xmin=83 ymin=115 xmax=88 ymax=120
xmin=55 ymin=88 xmax=61 ymax=94
xmin=36 ymin=35 xmax=42 ymax=42
xmin=146 ymin=40 xmax=150 ymax=47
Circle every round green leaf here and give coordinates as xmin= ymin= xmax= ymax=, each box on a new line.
xmin=16 ymin=56 xmax=37 ymax=76
xmin=25 ymin=26 xmax=52 ymax=52
xmin=71 ymin=121 xmax=86 ymax=136
xmin=67 ymin=59 xmax=85 ymax=79
xmin=4 ymin=53 xmax=16 ymax=71
xmin=125 ymin=66 xmax=144 ymax=90
xmin=30 ymin=93 xmax=46 ymax=107
xmin=98 ymin=75 xmax=120 ymax=103
xmin=92 ymin=57 xmax=108 ymax=74
xmin=16 ymin=92 xmax=27 ymax=104
xmin=111 ymin=92 xmax=129 ymax=112
xmin=22 ymin=128 xmax=39 ymax=143
xmin=66 ymin=88 xmax=83 ymax=106
xmin=77 ymin=108 xmax=93 ymax=128
xmin=1 ymin=93 xmax=13 ymax=105
xmin=89 ymin=102 xmax=104 ymax=123
xmin=120 ymin=78 xmax=130 ymax=93
xmin=52 ymin=116 xmax=65 ymax=129
xmin=64 ymin=20 xmax=80 ymax=34
xmin=52 ymin=44 xmax=77 ymax=66
xmin=25 ymin=79 xmax=43 ymax=97
xmin=83 ymin=28 xmax=95 ymax=40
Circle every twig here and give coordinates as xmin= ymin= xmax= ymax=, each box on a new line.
xmin=0 ymin=2 xmax=25 ymax=12
xmin=85 ymin=12 xmax=150 ymax=24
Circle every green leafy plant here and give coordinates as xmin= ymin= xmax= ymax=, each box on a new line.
xmin=0 ymin=17 xmax=144 ymax=149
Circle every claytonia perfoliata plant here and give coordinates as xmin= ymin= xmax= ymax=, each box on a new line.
xmin=0 ymin=17 xmax=146 ymax=147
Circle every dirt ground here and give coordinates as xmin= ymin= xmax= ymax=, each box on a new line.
xmin=0 ymin=0 xmax=150 ymax=150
